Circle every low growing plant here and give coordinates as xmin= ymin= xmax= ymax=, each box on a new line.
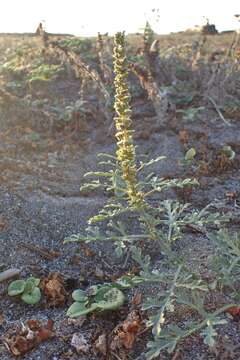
xmin=129 ymin=246 xmax=239 ymax=359
xmin=210 ymin=230 xmax=240 ymax=293
xmin=176 ymin=106 xmax=205 ymax=121
xmin=67 ymin=283 xmax=125 ymax=318
xmin=8 ymin=277 xmax=41 ymax=305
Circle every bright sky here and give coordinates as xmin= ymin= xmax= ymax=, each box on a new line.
xmin=0 ymin=0 xmax=239 ymax=36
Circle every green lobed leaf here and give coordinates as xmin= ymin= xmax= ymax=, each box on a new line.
xmin=21 ymin=287 xmax=41 ymax=305
xmin=8 ymin=280 xmax=26 ymax=296
xmin=24 ymin=277 xmax=40 ymax=293
xmin=94 ymin=287 xmax=125 ymax=310
xmin=67 ymin=301 xmax=98 ymax=318
xmin=72 ymin=289 xmax=88 ymax=302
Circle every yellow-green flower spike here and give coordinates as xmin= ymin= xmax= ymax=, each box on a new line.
xmin=113 ymin=32 xmax=144 ymax=208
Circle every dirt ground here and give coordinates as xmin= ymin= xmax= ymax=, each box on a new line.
xmin=0 ymin=32 xmax=240 ymax=360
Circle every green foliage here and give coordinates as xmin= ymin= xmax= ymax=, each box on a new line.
xmin=176 ymin=107 xmax=205 ymax=121
xmin=223 ymin=98 xmax=240 ymax=118
xmin=8 ymin=277 xmax=41 ymax=305
xmin=67 ymin=283 xmax=125 ymax=318
xmin=56 ymin=100 xmax=89 ymax=123
xmin=58 ymin=38 xmax=93 ymax=54
xmin=0 ymin=46 xmax=64 ymax=88
xmin=146 ymin=300 xmax=229 ymax=359
xmin=27 ymin=63 xmax=64 ymax=84
xmin=130 ymin=246 xmax=236 ymax=359
xmin=220 ymin=145 xmax=235 ymax=160
xmin=184 ymin=147 xmax=196 ymax=161
xmin=26 ymin=131 xmax=41 ymax=142
xmin=166 ymin=82 xmax=196 ymax=107
xmin=210 ymin=230 xmax=240 ymax=292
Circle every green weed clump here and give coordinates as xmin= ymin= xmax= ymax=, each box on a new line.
xmin=8 ymin=277 xmax=41 ymax=305
xmin=67 ymin=283 xmax=125 ymax=318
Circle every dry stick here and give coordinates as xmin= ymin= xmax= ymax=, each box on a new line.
xmin=18 ymin=242 xmax=60 ymax=260
xmin=49 ymin=42 xmax=110 ymax=99
xmin=205 ymin=62 xmax=222 ymax=93
xmin=226 ymin=30 xmax=240 ymax=59
xmin=207 ymin=95 xmax=231 ymax=126
xmin=171 ymin=349 xmax=182 ymax=360
xmin=48 ymin=41 xmax=112 ymax=123
xmin=129 ymin=62 xmax=168 ymax=125
xmin=203 ymin=61 xmax=232 ymax=126
xmin=0 ymin=269 xmax=21 ymax=283
xmin=145 ymin=39 xmax=169 ymax=85
xmin=191 ymin=35 xmax=206 ymax=71
xmin=111 ymin=352 xmax=123 ymax=360
xmin=97 ymin=32 xmax=113 ymax=84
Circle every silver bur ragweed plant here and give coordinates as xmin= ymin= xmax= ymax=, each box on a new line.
xmin=63 ymin=31 xmax=235 ymax=359
xmin=65 ymin=32 xmax=223 ymax=253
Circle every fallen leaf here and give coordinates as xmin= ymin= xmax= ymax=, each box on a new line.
xmin=0 ymin=312 xmax=5 ymax=326
xmin=26 ymin=320 xmax=42 ymax=331
xmin=226 ymin=306 xmax=240 ymax=321
xmin=225 ymin=191 xmax=237 ymax=200
xmin=95 ymin=334 xmax=107 ymax=355
xmin=37 ymin=328 xmax=52 ymax=342
xmin=118 ymin=331 xmax=135 ymax=349
xmin=131 ymin=292 xmax=142 ymax=306
xmin=4 ymin=319 xmax=54 ymax=356
xmin=110 ymin=311 xmax=142 ymax=351
xmin=179 ymin=130 xmax=189 ymax=144
xmin=40 ymin=273 xmax=66 ymax=307
xmin=0 ymin=215 xmax=7 ymax=230
xmin=81 ymin=243 xmax=95 ymax=257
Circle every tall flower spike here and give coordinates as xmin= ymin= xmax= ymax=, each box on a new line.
xmin=113 ymin=32 xmax=144 ymax=208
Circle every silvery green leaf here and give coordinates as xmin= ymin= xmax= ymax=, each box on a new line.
xmin=185 ymin=148 xmax=196 ymax=161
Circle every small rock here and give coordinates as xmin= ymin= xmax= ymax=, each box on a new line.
xmin=71 ymin=333 xmax=89 ymax=354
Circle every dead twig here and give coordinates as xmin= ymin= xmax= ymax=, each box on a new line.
xmin=0 ymin=269 xmax=21 ymax=283
xmin=207 ymin=96 xmax=231 ymax=126
xmin=171 ymin=349 xmax=182 ymax=360
xmin=18 ymin=242 xmax=60 ymax=260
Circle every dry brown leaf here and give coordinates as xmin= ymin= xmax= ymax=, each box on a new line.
xmin=131 ymin=292 xmax=142 ymax=306
xmin=226 ymin=306 xmax=240 ymax=321
xmin=225 ymin=191 xmax=237 ymax=200
xmin=110 ymin=310 xmax=142 ymax=352
xmin=179 ymin=130 xmax=189 ymax=144
xmin=0 ymin=215 xmax=7 ymax=231
xmin=95 ymin=334 xmax=107 ymax=355
xmin=0 ymin=312 xmax=5 ymax=326
xmin=40 ymin=272 xmax=66 ymax=307
xmin=4 ymin=319 xmax=54 ymax=356
xmin=81 ymin=243 xmax=95 ymax=257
